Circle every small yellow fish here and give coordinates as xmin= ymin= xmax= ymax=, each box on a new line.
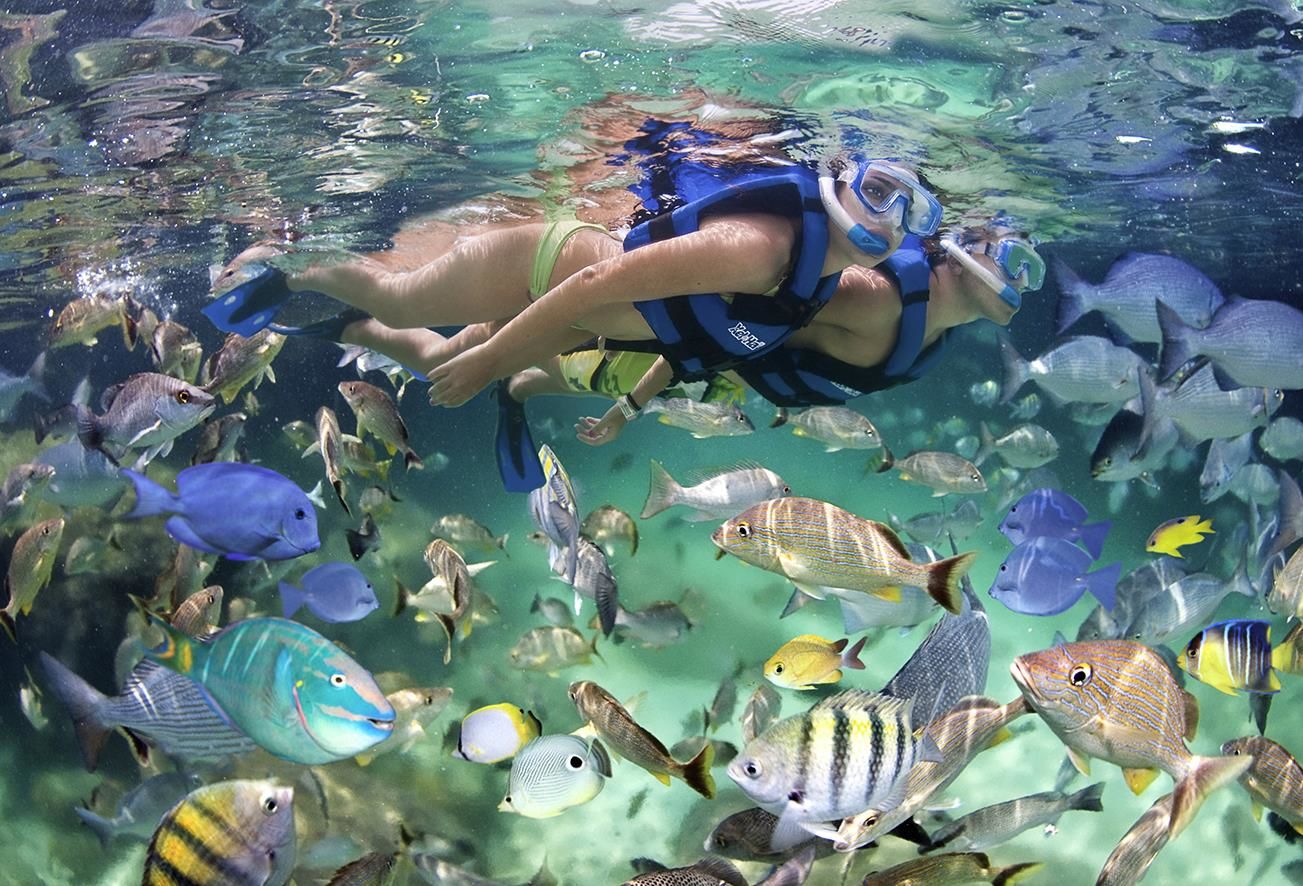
xmin=1145 ymin=515 xmax=1214 ymax=558
xmin=764 ymin=634 xmax=867 ymax=690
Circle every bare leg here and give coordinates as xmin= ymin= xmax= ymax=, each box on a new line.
xmin=288 ymin=225 xmax=545 ymax=329
xmin=506 ymin=363 xmax=576 ymax=402
xmin=340 ymin=320 xmax=500 ymax=375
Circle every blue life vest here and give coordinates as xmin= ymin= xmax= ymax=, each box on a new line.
xmin=621 ymin=165 xmax=842 ymax=382
xmin=733 ymin=236 xmax=947 ymax=406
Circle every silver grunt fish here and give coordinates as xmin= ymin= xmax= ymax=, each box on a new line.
xmin=641 ymin=460 xmax=789 ymax=522
xmin=642 ymin=397 xmax=755 ymax=438
xmin=201 ymin=329 xmax=285 ymax=405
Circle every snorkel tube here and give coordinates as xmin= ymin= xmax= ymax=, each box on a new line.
xmin=819 ymin=172 xmax=894 ymax=258
xmin=941 ymin=237 xmax=1023 ymax=311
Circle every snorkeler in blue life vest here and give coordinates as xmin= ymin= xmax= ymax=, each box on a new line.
xmin=205 ymin=154 xmax=941 ymax=488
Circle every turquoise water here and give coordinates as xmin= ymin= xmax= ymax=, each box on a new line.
xmin=1 ymin=1 xmax=1301 ymax=884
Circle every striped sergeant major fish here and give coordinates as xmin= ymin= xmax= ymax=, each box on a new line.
xmin=143 ymin=779 xmax=295 ymax=886
xmin=712 ymin=497 xmax=974 ymax=614
xmin=727 ymin=689 xmax=941 ymax=852
xmin=1012 ymin=639 xmax=1254 ymax=839
xmin=38 ymin=653 xmax=256 ymax=772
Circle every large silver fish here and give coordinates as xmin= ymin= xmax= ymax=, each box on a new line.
xmin=1158 ymin=297 xmax=1303 ymax=390
xmin=642 ymin=397 xmax=755 ymax=438
xmin=772 ymin=405 xmax=886 ymax=451
xmin=641 ymin=460 xmax=789 ymax=522
xmin=925 ymin=782 xmax=1105 ymax=852
xmin=78 ymin=372 xmax=215 ymax=467
xmin=974 ymin=422 xmax=1059 ymax=469
xmin=1055 ymin=252 xmax=1224 ymax=343
xmin=1000 ymin=333 xmax=1145 ymax=405
xmin=1151 ymin=364 xmax=1283 ymax=443
xmin=895 ymin=451 xmax=987 ymax=496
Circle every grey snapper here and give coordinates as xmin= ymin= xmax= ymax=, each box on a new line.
xmin=999 ymin=333 xmax=1145 ymax=405
xmin=771 ymin=405 xmax=886 ymax=451
xmin=1151 ymin=363 xmax=1282 ymax=443
xmin=974 ymin=422 xmax=1059 ymax=469
xmin=641 ymin=460 xmax=789 ymax=521
xmin=1158 ymin=297 xmax=1303 ymax=390
xmin=1055 ymin=252 xmax=1224 ymax=343
xmin=895 ymin=451 xmax=987 ymax=496
xmin=924 ymin=782 xmax=1105 ymax=852
xmin=77 ymin=373 xmax=215 ymax=467
xmin=642 ymin=397 xmax=755 ymax=437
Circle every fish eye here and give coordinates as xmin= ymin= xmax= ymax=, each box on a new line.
xmin=863 ymin=814 xmax=878 ymax=828
xmin=713 ymin=836 xmax=729 ymax=848
xmin=331 ymin=673 xmax=347 ymax=687
xmin=782 ymin=486 xmax=791 ymax=495
xmin=1069 ymin=664 xmax=1092 ymax=686
xmin=774 ymin=663 xmax=784 ymax=674
xmin=1100 ymin=457 xmax=1112 ymax=468
xmin=566 ymin=755 xmax=585 ymax=770
xmin=294 ymin=508 xmax=306 ymax=520
xmin=970 ymin=472 xmax=980 ymax=482
xmin=176 ymin=389 xmax=191 ymax=404
xmin=736 ymin=521 xmax=751 ymax=539
xmin=742 ymin=760 xmax=762 ymax=779
xmin=424 ymin=694 xmax=434 ymax=705
xmin=999 ymin=564 xmax=1007 ymax=572
xmin=262 ymin=796 xmax=278 ymax=815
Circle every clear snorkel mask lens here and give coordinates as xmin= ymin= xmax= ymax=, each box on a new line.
xmin=849 ymin=161 xmax=943 ymax=237
xmin=818 ymin=159 xmax=942 ymax=258
xmin=942 ymin=234 xmax=1043 ymax=312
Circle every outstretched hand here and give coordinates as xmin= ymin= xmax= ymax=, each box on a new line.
xmin=427 ymin=345 xmax=496 ymax=407
xmin=575 ymin=406 xmax=628 ymax=446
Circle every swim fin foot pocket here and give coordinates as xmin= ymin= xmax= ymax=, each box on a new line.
xmin=269 ymin=307 xmax=371 ymax=340
xmin=202 ymin=267 xmax=294 ymax=336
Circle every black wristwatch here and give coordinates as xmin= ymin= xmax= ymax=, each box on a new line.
xmin=617 ymin=393 xmax=642 ymax=421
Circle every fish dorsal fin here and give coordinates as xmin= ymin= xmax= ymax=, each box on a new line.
xmin=691 ymin=857 xmax=747 ymax=886
xmin=589 ymin=737 xmax=612 ymax=778
xmin=866 ymin=521 xmax=911 ymax=559
xmin=945 ymin=695 xmax=1001 ymax=717
xmin=815 ymin=690 xmax=910 ymax=721
xmin=1182 ymin=690 xmax=1199 ymax=741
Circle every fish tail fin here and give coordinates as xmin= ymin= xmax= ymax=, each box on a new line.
xmin=332 ymin=479 xmax=350 ymax=515
xmin=640 ymin=460 xmax=683 ymax=519
xmin=404 ymin=448 xmax=423 ymax=471
xmin=1170 ymin=754 xmax=1255 ymax=839
xmin=497 ymin=533 xmax=509 ymax=554
xmin=278 ymin=581 xmax=303 ymax=619
xmin=1053 ymin=257 xmax=1090 ymax=334
xmin=997 ymin=332 xmax=1029 ymax=404
xmin=120 ymin=309 xmax=138 ymax=351
xmin=1266 ymin=469 xmax=1302 ymax=560
xmin=1078 ymin=520 xmax=1112 ymax=560
xmin=73 ymin=806 xmax=116 ymax=849
xmin=25 ymin=351 xmax=48 ymax=403
xmin=1069 ymin=780 xmax=1106 ymax=812
xmin=992 ymin=862 xmax=1045 ymax=886
xmin=1157 ymin=300 xmax=1197 ymax=382
xmin=770 ymin=407 xmax=789 ymax=429
xmin=974 ymin=421 xmax=995 ymax=467
xmin=392 ymin=579 xmax=410 ymax=617
xmin=121 ymin=469 xmax=175 ymax=519
xmin=434 ymin=613 xmax=454 ymax=666
xmin=74 ymin=405 xmax=116 ymax=466
xmin=588 ymin=632 xmax=605 ymax=664
xmin=681 ymin=740 xmax=716 ymax=799
xmin=1086 ymin=562 xmax=1122 ymax=612
xmin=0 ymin=609 xmax=14 ymax=645
xmin=843 ymin=635 xmax=867 ymax=670
xmin=37 ymin=652 xmax=112 ymax=772
xmin=924 ymin=551 xmax=976 ymax=614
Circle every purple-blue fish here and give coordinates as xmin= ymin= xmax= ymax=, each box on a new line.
xmin=990 ymin=537 xmax=1120 ymax=616
xmin=998 ymin=487 xmax=1111 ymax=559
xmin=123 ymin=463 xmax=320 ymax=561
xmin=279 ymin=562 xmax=378 ymax=623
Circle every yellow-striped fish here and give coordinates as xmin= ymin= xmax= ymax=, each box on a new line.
xmin=1145 ymin=515 xmax=1214 ymax=558
xmin=712 ymin=497 xmax=972 ymax=614
xmin=1178 ymin=619 xmax=1284 ymax=695
xmin=763 ymin=634 xmax=866 ymax=690
xmin=143 ymin=779 xmax=296 ymax=886
xmin=1012 ymin=639 xmax=1251 ymax=838
xmin=727 ymin=690 xmax=941 ymax=851
xmin=1221 ymin=736 xmax=1303 ymax=832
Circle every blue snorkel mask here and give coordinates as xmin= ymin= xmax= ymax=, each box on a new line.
xmin=819 ymin=160 xmax=943 ymax=257
xmin=941 ymin=234 xmax=1045 ymax=312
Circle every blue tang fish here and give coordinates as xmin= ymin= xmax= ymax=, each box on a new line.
xmin=999 ymin=487 xmax=1111 ymax=559
xmin=143 ymin=616 xmax=394 ymax=764
xmin=123 ymin=463 xmax=319 ymax=560
xmin=279 ymin=562 xmax=379 ymax=623
xmin=990 ymin=537 xmax=1120 ymax=616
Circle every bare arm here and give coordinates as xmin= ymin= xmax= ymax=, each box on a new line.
xmin=575 ymin=356 xmax=675 ymax=446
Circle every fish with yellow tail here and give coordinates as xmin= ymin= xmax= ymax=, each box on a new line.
xmin=1178 ymin=619 xmax=1291 ymax=695
xmin=763 ymin=634 xmax=866 ymax=690
xmin=143 ymin=779 xmax=296 ymax=886
xmin=1220 ymin=736 xmax=1303 ymax=833
xmin=568 ymin=680 xmax=715 ymax=799
xmin=1012 ymin=639 xmax=1251 ymax=838
xmin=711 ymin=497 xmax=973 ymax=614
xmin=1145 ymin=515 xmax=1213 ymax=558
xmin=729 ymin=690 xmax=942 ymax=852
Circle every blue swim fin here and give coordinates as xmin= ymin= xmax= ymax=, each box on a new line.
xmin=494 ymin=381 xmax=544 ymax=492
xmin=202 ymin=267 xmax=294 ymax=336
xmin=269 ymin=306 xmax=371 ymax=340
